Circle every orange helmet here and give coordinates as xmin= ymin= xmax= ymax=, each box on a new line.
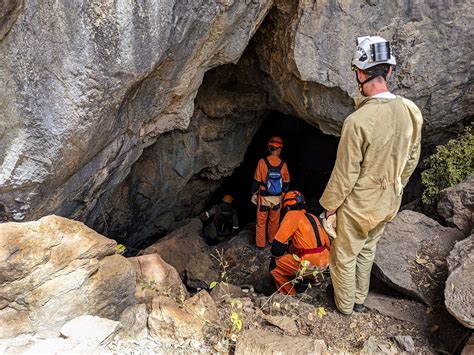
xmin=222 ymin=194 xmax=233 ymax=203
xmin=283 ymin=191 xmax=305 ymax=208
xmin=268 ymin=136 xmax=283 ymax=149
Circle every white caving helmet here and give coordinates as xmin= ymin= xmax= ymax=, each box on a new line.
xmin=351 ymin=36 xmax=396 ymax=94
xmin=351 ymin=36 xmax=396 ymax=71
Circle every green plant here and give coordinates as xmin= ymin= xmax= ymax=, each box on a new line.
xmin=421 ymin=125 xmax=473 ymax=205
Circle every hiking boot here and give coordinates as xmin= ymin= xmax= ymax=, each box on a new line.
xmin=353 ymin=303 xmax=366 ymax=313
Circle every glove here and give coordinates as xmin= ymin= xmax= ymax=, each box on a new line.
xmin=251 ymin=193 xmax=258 ymax=205
xmin=320 ymin=212 xmax=337 ymax=240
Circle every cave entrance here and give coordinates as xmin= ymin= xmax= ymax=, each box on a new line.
xmin=210 ymin=110 xmax=339 ymax=227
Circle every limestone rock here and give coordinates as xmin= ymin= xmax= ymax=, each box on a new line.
xmin=365 ymin=293 xmax=431 ymax=326
xmin=260 ymin=313 xmax=298 ymax=336
xmin=1 ymin=0 xmax=472 ymax=254
xmin=373 ymin=210 xmax=464 ymax=305
xmin=60 ymin=315 xmax=120 ymax=345
xmin=0 ymin=215 xmax=136 ymax=338
xmin=0 ymin=0 xmax=272 ymax=229
xmin=182 ymin=290 xmax=218 ymax=324
xmin=148 ymin=295 xmax=215 ymax=342
xmin=362 ymin=335 xmax=415 ymax=354
xmin=128 ymin=253 xmax=188 ymax=306
xmin=96 ymin=53 xmax=267 ymax=245
xmin=142 ymin=218 xmax=217 ymax=288
xmin=235 ymin=329 xmax=327 ymax=354
xmin=255 ymin=0 xmax=473 ymax=143
xmin=117 ymin=304 xmax=148 ymax=340
xmin=444 ymin=234 xmax=474 ymax=329
xmin=210 ymin=283 xmax=249 ymax=303
xmin=438 ymin=174 xmax=474 ymax=235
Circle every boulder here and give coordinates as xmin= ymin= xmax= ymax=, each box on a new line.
xmin=438 ymin=173 xmax=474 ymax=235
xmin=444 ymin=234 xmax=474 ymax=329
xmin=364 ymin=293 xmax=431 ymax=326
xmin=235 ymin=329 xmax=327 ymax=354
xmin=148 ymin=293 xmax=217 ymax=342
xmin=128 ymin=253 xmax=188 ymax=306
xmin=362 ymin=335 xmax=415 ymax=354
xmin=373 ymin=210 xmax=464 ymax=305
xmin=117 ymin=304 xmax=149 ymax=340
xmin=24 ymin=316 xmax=120 ymax=354
xmin=182 ymin=290 xmax=218 ymax=324
xmin=59 ymin=315 xmax=120 ymax=345
xmin=0 ymin=215 xmax=136 ymax=338
xmin=210 ymin=282 xmax=249 ymax=303
xmin=142 ymin=218 xmax=217 ymax=288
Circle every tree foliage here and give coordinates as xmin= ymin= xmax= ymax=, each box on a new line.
xmin=421 ymin=125 xmax=473 ymax=205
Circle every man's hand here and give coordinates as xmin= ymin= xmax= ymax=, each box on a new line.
xmin=320 ymin=211 xmax=337 ymax=240
xmin=251 ymin=193 xmax=258 ymax=205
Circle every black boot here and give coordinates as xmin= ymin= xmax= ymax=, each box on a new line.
xmin=353 ymin=303 xmax=366 ymax=313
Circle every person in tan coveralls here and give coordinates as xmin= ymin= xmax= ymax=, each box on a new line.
xmin=320 ymin=36 xmax=423 ymax=315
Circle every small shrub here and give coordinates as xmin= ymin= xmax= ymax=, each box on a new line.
xmin=421 ymin=125 xmax=474 ymax=205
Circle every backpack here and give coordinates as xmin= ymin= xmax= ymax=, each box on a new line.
xmin=263 ymin=157 xmax=284 ymax=195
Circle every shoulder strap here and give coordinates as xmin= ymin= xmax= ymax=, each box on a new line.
xmin=277 ymin=160 xmax=284 ymax=171
xmin=305 ymin=213 xmax=322 ymax=247
xmin=263 ymin=157 xmax=272 ymax=169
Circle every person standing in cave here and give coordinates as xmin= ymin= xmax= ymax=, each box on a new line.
xmin=251 ymin=136 xmax=290 ymax=249
xmin=199 ymin=194 xmax=239 ymax=244
xmin=320 ymin=36 xmax=423 ymax=315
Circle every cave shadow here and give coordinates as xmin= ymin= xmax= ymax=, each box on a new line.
xmin=210 ymin=110 xmax=339 ymax=227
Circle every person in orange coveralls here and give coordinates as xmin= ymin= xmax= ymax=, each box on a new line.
xmin=270 ymin=191 xmax=331 ymax=295
xmin=251 ymin=136 xmax=290 ymax=249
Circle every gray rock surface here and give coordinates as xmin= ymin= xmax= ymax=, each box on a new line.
xmin=255 ymin=0 xmax=473 ymax=142
xmin=235 ymin=329 xmax=327 ymax=354
xmin=142 ymin=218 xmax=218 ymax=288
xmin=148 ymin=293 xmax=217 ymax=343
xmin=438 ymin=173 xmax=474 ymax=235
xmin=0 ymin=0 xmax=272 ymax=226
xmin=373 ymin=210 xmax=464 ymax=305
xmin=362 ymin=335 xmax=415 ymax=354
xmin=1 ymin=1 xmax=472 ymax=250
xmin=444 ymin=234 xmax=474 ymax=329
xmin=117 ymin=304 xmax=149 ymax=340
xmin=365 ymin=293 xmax=431 ymax=326
xmin=0 ymin=215 xmax=136 ymax=338
xmin=94 ymin=54 xmax=267 ymax=244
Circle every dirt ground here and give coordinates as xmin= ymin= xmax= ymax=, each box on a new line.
xmin=207 ymin=232 xmax=471 ymax=354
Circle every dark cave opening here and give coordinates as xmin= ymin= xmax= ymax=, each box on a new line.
xmin=210 ymin=110 xmax=339 ymax=227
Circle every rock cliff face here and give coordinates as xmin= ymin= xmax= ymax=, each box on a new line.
xmin=1 ymin=1 xmax=472 ymax=245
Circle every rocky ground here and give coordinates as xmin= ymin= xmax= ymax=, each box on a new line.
xmin=0 ymin=175 xmax=472 ymax=354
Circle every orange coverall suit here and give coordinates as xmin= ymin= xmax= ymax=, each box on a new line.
xmin=271 ymin=210 xmax=330 ymax=295
xmin=253 ymin=155 xmax=290 ymax=248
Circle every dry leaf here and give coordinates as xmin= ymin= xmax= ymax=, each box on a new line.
xmin=416 ymin=258 xmax=428 ymax=265
xmin=430 ymin=325 xmax=439 ymax=332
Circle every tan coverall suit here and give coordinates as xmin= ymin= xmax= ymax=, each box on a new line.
xmin=320 ymin=95 xmax=423 ymax=314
